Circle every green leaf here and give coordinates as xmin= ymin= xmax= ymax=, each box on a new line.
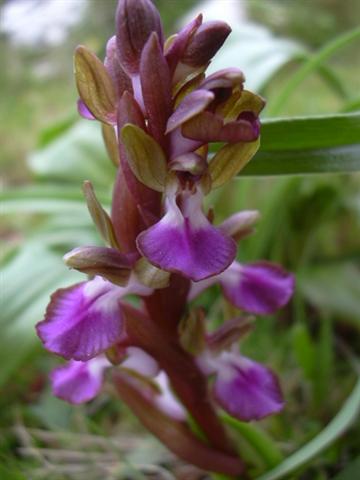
xmin=208 ymin=23 xmax=306 ymax=91
xmin=221 ymin=414 xmax=284 ymax=471
xmin=331 ymin=457 xmax=360 ymax=480
xmin=260 ymin=113 xmax=360 ymax=151
xmin=298 ymin=262 xmax=360 ymax=329
xmin=28 ymin=122 xmax=114 ymax=187
xmin=1 ymin=184 xmax=110 ymax=215
xmin=211 ymin=113 xmax=360 ymax=176
xmin=268 ymin=27 xmax=360 ymax=115
xmin=0 ymin=244 xmax=83 ymax=386
xmin=292 ymin=322 xmax=316 ymax=380
xmin=257 ymin=377 xmax=360 ymax=480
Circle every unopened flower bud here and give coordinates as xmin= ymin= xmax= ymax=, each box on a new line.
xmin=64 ymin=246 xmax=132 ymax=286
xmin=182 ymin=21 xmax=231 ymax=68
xmin=104 ymin=36 xmax=133 ymax=97
xmin=116 ymin=0 xmax=164 ymax=75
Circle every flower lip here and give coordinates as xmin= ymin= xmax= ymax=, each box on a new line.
xmin=36 ymin=278 xmax=126 ymax=361
xmin=115 ymin=0 xmax=164 ymax=75
xmin=220 ymin=261 xmax=295 ymax=315
xmin=50 ymin=356 xmax=110 ymax=404
xmin=136 ymin=185 xmax=237 ymax=282
xmin=213 ymin=351 xmax=285 ymax=421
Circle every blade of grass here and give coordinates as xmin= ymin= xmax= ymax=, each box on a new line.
xmin=257 ymin=376 xmax=360 ymax=480
xmin=268 ymin=27 xmax=360 ymax=116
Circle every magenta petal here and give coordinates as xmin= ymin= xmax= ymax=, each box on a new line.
xmin=51 ymin=356 xmax=109 ymax=404
xmin=36 ymin=277 xmax=125 ymax=361
xmin=77 ymin=99 xmax=95 ymax=120
xmin=221 ymin=261 xmax=295 ymax=315
xmin=214 ymin=352 xmax=284 ymax=421
xmin=166 ymin=89 xmax=214 ymax=134
xmin=137 ymin=192 xmax=236 ymax=281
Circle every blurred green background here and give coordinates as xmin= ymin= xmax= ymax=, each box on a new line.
xmin=1 ymin=0 xmax=360 ymax=479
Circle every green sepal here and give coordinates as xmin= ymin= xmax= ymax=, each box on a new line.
xmin=121 ymin=124 xmax=168 ymax=192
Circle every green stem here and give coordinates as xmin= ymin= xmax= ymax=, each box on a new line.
xmin=268 ymin=27 xmax=360 ymax=116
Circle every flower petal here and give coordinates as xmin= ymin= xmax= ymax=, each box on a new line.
xmin=166 ymin=89 xmax=214 ymax=134
xmin=218 ymin=210 xmax=260 ymax=239
xmin=154 ymin=372 xmax=187 ymax=421
xmin=137 ymin=190 xmax=236 ymax=281
xmin=51 ymin=356 xmax=110 ymax=404
xmin=200 ymin=68 xmax=244 ymax=91
xmin=182 ymin=21 xmax=232 ymax=67
xmin=182 ymin=111 xmax=259 ymax=144
xmin=221 ymin=261 xmax=295 ymax=315
xmin=121 ymin=347 xmax=160 ymax=377
xmin=213 ymin=352 xmax=284 ymax=421
xmin=140 ymin=32 xmax=172 ymax=146
xmin=77 ymin=99 xmax=95 ymax=120
xmin=165 ymin=14 xmax=203 ymax=74
xmin=36 ymin=277 xmax=125 ymax=361
xmin=116 ymin=0 xmax=164 ymax=75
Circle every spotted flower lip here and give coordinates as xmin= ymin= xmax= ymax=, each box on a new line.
xmin=50 ymin=356 xmax=110 ymax=404
xmin=137 ymin=184 xmax=237 ymax=282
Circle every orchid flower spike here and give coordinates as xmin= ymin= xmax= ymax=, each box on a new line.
xmin=36 ymin=0 xmax=295 ymax=475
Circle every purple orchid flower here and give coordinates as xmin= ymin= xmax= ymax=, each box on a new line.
xmin=36 ymin=0 xmax=295 ymax=475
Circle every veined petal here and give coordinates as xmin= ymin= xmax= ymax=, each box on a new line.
xmin=137 ymin=189 xmax=236 ymax=281
xmin=221 ymin=261 xmax=295 ymax=315
xmin=213 ymin=351 xmax=284 ymax=421
xmin=50 ymin=356 xmax=110 ymax=404
xmin=36 ymin=277 xmax=126 ymax=361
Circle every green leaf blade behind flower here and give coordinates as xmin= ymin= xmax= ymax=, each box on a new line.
xmin=208 ymin=112 xmax=360 ymax=176
xmin=257 ymin=376 xmax=360 ymax=480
